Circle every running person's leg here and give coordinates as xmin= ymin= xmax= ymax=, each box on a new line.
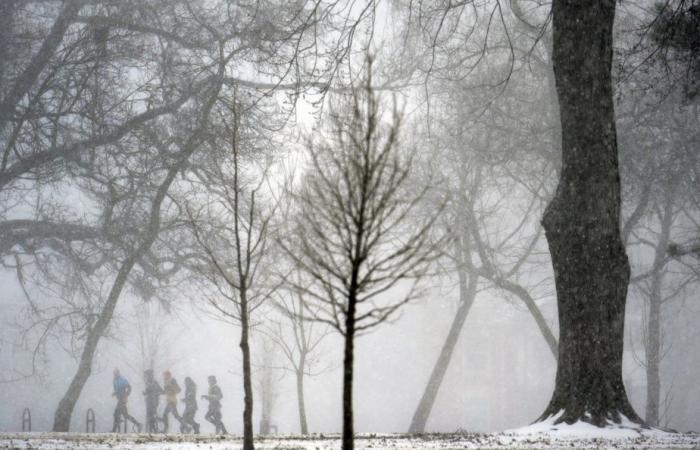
xmin=180 ymin=412 xmax=188 ymax=433
xmin=161 ymin=403 xmax=171 ymax=432
xmin=112 ymin=400 xmax=126 ymax=432
xmin=180 ymin=408 xmax=196 ymax=433
xmin=146 ymin=404 xmax=158 ymax=433
xmin=205 ymin=406 xmax=215 ymax=427
xmin=170 ymin=402 xmax=183 ymax=428
xmin=213 ymin=408 xmax=226 ymax=434
xmin=122 ymin=402 xmax=141 ymax=432
xmin=205 ymin=404 xmax=221 ymax=433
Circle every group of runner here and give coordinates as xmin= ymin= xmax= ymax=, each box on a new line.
xmin=112 ymin=368 xmax=227 ymax=434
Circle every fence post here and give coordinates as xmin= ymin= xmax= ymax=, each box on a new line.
xmin=21 ymin=408 xmax=31 ymax=432
xmin=86 ymin=408 xmax=96 ymax=433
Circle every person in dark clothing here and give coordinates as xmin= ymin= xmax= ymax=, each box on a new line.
xmin=161 ymin=370 xmax=182 ymax=432
xmin=201 ymin=375 xmax=227 ymax=434
xmin=112 ymin=368 xmax=142 ymax=433
xmin=180 ymin=376 xmax=200 ymax=434
xmin=143 ymin=369 xmax=164 ymax=433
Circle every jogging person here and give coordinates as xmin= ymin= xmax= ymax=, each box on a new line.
xmin=180 ymin=376 xmax=200 ymax=434
xmin=143 ymin=369 xmax=164 ymax=433
xmin=161 ymin=370 xmax=182 ymax=432
xmin=112 ymin=368 xmax=142 ymax=432
xmin=202 ymin=375 xmax=227 ymax=434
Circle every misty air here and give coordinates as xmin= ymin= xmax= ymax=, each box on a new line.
xmin=0 ymin=1 xmax=698 ymax=450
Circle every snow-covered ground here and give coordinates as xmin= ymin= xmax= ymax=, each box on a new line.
xmin=1 ymin=427 xmax=698 ymax=450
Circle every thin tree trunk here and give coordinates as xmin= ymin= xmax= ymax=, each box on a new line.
xmin=408 ymin=268 xmax=477 ymax=433
xmin=645 ymin=194 xmax=673 ymax=426
xmin=296 ymin=366 xmax=309 ymax=434
xmin=539 ymin=0 xmax=642 ymax=426
xmin=487 ymin=275 xmax=558 ymax=359
xmin=645 ymin=288 xmax=661 ymax=426
xmin=296 ymin=294 xmax=310 ymax=435
xmin=259 ymin=366 xmax=271 ymax=436
xmin=240 ymin=288 xmax=255 ymax=450
xmin=342 ymin=298 xmax=356 ymax=450
xmin=52 ymin=160 xmax=183 ymax=432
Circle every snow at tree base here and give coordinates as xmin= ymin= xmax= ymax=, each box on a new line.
xmin=1 ymin=0 xmax=698 ymax=449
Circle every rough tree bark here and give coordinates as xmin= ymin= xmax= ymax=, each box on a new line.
xmin=539 ymin=0 xmax=642 ymax=426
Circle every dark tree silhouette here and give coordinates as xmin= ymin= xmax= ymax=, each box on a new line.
xmin=282 ymin=67 xmax=444 ymax=450
xmin=538 ymin=0 xmax=642 ymax=426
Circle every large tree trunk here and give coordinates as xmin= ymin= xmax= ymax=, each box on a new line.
xmin=342 ymin=298 xmax=356 ymax=450
xmin=408 ymin=267 xmax=477 ymax=433
xmin=539 ymin=0 xmax=642 ymax=426
xmin=52 ymin=161 xmax=183 ymax=432
xmin=240 ymin=288 xmax=255 ymax=450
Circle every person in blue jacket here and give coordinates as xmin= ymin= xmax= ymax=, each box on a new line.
xmin=112 ymin=368 xmax=142 ymax=432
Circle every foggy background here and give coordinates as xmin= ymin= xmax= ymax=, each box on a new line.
xmin=3 ymin=265 xmax=699 ymax=433
xmin=0 ymin=0 xmax=698 ymax=437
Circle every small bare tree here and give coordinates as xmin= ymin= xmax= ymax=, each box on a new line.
xmin=267 ymin=274 xmax=333 ymax=435
xmin=282 ymin=64 xmax=444 ymax=450
xmin=183 ymin=99 xmax=277 ymax=450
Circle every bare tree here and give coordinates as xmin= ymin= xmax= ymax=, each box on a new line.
xmin=131 ymin=301 xmax=181 ymax=375
xmin=407 ymin=55 xmax=560 ymax=432
xmin=616 ymin=39 xmax=700 ymax=424
xmin=267 ymin=274 xmax=334 ymax=435
xmin=281 ymin=64 xmax=444 ymax=450
xmin=1 ymin=0 xmax=361 ymax=431
xmin=391 ymin=0 xmax=653 ymax=427
xmin=537 ymin=0 xmax=644 ymax=426
xmin=52 ymin=78 xmax=222 ymax=431
xmin=182 ymin=97 xmax=279 ymax=449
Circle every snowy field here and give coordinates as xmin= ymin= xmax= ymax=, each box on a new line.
xmin=2 ymin=425 xmax=699 ymax=450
